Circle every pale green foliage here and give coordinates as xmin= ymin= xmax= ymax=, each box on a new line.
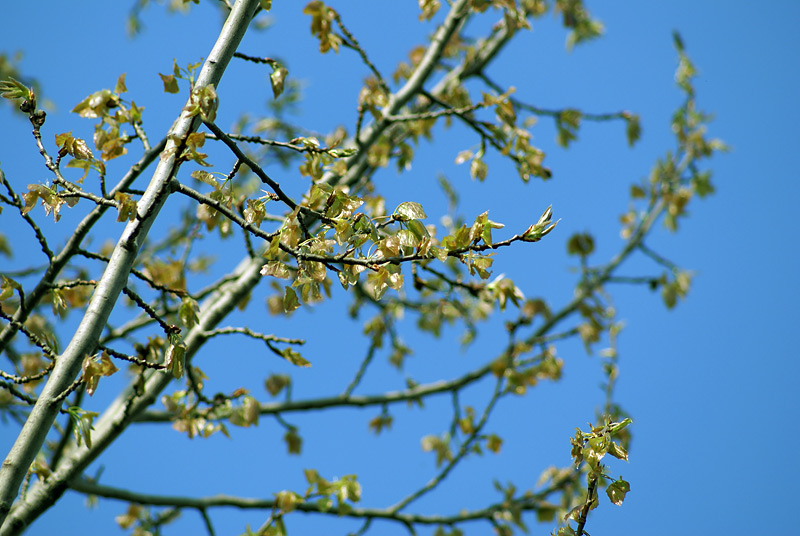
xmin=0 ymin=2 xmax=724 ymax=535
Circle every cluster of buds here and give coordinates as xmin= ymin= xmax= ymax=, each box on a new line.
xmin=0 ymin=77 xmax=45 ymax=126
xmin=521 ymin=205 xmax=559 ymax=242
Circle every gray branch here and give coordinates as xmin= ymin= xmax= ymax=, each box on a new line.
xmin=0 ymin=0 xmax=261 ymax=532
xmin=0 ymin=3 xmax=544 ymax=533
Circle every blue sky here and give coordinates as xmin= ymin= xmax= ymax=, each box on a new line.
xmin=1 ymin=1 xmax=798 ymax=535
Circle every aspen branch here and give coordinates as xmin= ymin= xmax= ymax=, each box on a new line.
xmin=0 ymin=1 xmax=262 ymax=531
xmin=68 ymin=469 xmax=576 ymax=527
xmin=0 ymin=137 xmax=167 ymax=355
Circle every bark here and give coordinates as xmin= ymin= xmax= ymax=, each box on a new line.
xmin=0 ymin=1 xmax=261 ymax=532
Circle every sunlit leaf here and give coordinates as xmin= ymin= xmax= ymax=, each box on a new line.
xmin=159 ymin=73 xmax=179 ymax=94
xmin=393 ymin=201 xmax=426 ymax=221
xmin=606 ymin=478 xmax=630 ymax=505
xmin=281 ymin=347 xmax=310 ymax=367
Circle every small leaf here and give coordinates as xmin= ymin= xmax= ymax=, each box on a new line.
xmin=454 ymin=149 xmax=473 ymax=164
xmin=393 ymin=201 xmax=426 ymax=221
xmin=159 ymin=73 xmax=179 ymax=94
xmin=368 ymin=414 xmax=393 ymax=434
xmin=284 ymin=428 xmax=302 ymax=454
xmin=242 ymin=395 xmax=260 ymax=427
xmin=261 ymin=261 xmax=291 ymax=279
xmin=265 ymin=374 xmax=290 ymax=396
xmin=178 ymin=297 xmax=200 ymax=328
xmin=486 ymin=434 xmax=503 ymax=453
xmin=269 ymin=64 xmax=289 ymax=99
xmin=115 ymin=73 xmax=128 ymax=94
xmin=608 ymin=440 xmax=628 ymax=462
xmin=418 ymin=0 xmax=440 ymax=21
xmin=609 ymin=418 xmax=633 ymax=434
xmin=470 ymin=157 xmax=488 ymax=181
xmin=0 ymin=276 xmax=21 ymax=301
xmin=275 ymin=490 xmax=302 ymax=513
xmin=67 ymin=407 xmax=99 ymax=449
xmin=606 ymin=478 xmax=630 ymax=506
xmin=0 ymin=77 xmax=34 ymax=103
xmin=283 ymin=286 xmax=300 ymax=312
xmin=281 ymin=347 xmax=311 ymax=367
xmin=566 ymin=232 xmax=594 ymax=257
xmin=81 ymin=352 xmax=119 ymax=396
xmin=114 ymin=192 xmax=137 ymax=222
xmin=630 ymin=184 xmax=646 ymax=199
xmin=328 ymin=147 xmax=357 ymax=158
xmin=624 ymin=112 xmax=641 ymax=146
xmin=164 ymin=336 xmax=186 ymax=379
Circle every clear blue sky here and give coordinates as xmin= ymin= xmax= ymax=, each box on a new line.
xmin=1 ymin=1 xmax=798 ymax=535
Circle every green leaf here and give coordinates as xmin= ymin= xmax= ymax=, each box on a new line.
xmin=55 ymin=132 xmax=94 ymax=161
xmin=159 ymin=73 xmax=179 ymax=93
xmin=281 ymin=348 xmax=311 ymax=368
xmin=470 ymin=157 xmax=488 ymax=181
xmin=113 ymin=192 xmax=137 ymax=222
xmin=164 ymin=338 xmax=186 ymax=379
xmin=328 ymin=147 xmax=357 ymax=158
xmin=22 ymin=184 xmax=68 ymax=222
xmin=0 ymin=276 xmax=21 ymax=301
xmin=609 ymin=417 xmax=633 ymax=434
xmin=114 ymin=73 xmax=127 ymax=94
xmin=178 ymin=297 xmax=200 ymax=328
xmin=368 ymin=414 xmax=393 ymax=434
xmin=486 ymin=434 xmax=502 ymax=453
xmin=624 ymin=112 xmax=641 ymax=146
xmin=0 ymin=77 xmax=35 ymax=109
xmin=72 ymin=88 xmax=118 ymax=118
xmin=275 ymin=490 xmax=302 ymax=513
xmin=283 ymin=286 xmax=300 ymax=312
xmin=265 ymin=374 xmax=291 ymax=396
xmin=566 ymin=232 xmax=594 ymax=257
xmin=261 ymin=261 xmax=291 ymax=279
xmin=269 ymin=64 xmax=289 ymax=99
xmin=81 ymin=352 xmax=119 ymax=396
xmin=304 ymin=1 xmax=342 ymax=53
xmin=407 ymin=219 xmax=430 ymax=241
xmin=244 ymin=198 xmax=267 ymax=227
xmin=242 ymin=395 xmax=260 ymax=427
xmin=418 ymin=0 xmax=440 ymax=21
xmin=606 ymin=477 xmax=630 ymax=506
xmin=191 ymin=170 xmax=219 ymax=189
xmin=67 ymin=407 xmax=99 ymax=449
xmin=393 ymin=201 xmax=426 ymax=221
xmin=608 ymin=440 xmax=628 ymax=461
xmin=454 ymin=149 xmax=473 ymax=164
xmin=284 ymin=428 xmax=302 ymax=454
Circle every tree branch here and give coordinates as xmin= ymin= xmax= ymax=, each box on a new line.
xmin=0 ymin=1 xmax=262 ymax=531
xmin=0 ymin=137 xmax=166 ymax=355
xmin=68 ymin=470 xmax=574 ymax=528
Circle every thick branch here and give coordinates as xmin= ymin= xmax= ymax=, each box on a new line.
xmin=0 ymin=137 xmax=167 ymax=355
xmin=0 ymin=5 xmax=577 ymax=533
xmin=0 ymin=1 xmax=262 ymax=532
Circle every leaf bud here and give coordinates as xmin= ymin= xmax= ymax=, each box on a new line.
xmin=32 ymin=109 xmax=46 ymax=127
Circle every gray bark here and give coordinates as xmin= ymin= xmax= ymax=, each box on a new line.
xmin=0 ymin=1 xmax=261 ymax=532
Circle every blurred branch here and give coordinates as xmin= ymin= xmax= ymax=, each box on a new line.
xmin=69 ymin=469 xmax=576 ymax=527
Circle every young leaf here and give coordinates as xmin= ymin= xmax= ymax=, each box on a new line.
xmin=393 ymin=201 xmax=426 ymax=221
xmin=269 ymin=63 xmax=289 ymax=99
xmin=281 ymin=347 xmax=310 ymax=367
xmin=606 ymin=478 xmax=631 ymax=506
xmin=283 ymin=286 xmax=300 ymax=312
xmin=159 ymin=73 xmax=179 ymax=93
